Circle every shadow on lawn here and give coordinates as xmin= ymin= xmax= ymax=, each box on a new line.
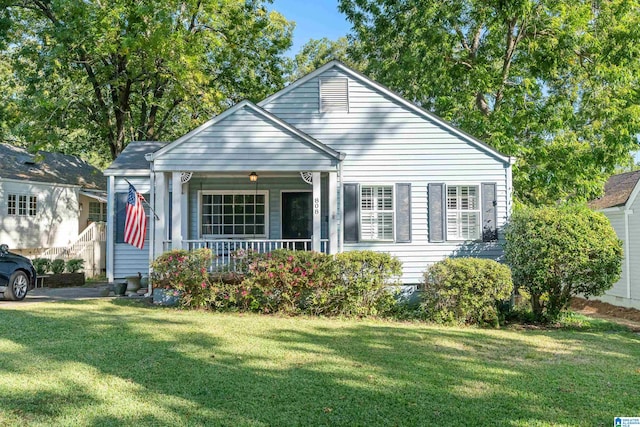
xmin=0 ymin=300 xmax=638 ymax=426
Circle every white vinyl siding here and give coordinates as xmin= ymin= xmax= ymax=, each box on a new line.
xmin=262 ymin=67 xmax=510 ymax=283
xmin=361 ymin=185 xmax=394 ymax=241
xmin=446 ymin=185 xmax=480 ymax=240
xmin=153 ymin=106 xmax=337 ymax=172
xmin=319 ymin=78 xmax=349 ymax=113
xmin=0 ymin=180 xmax=79 ymax=249
xmin=200 ymin=191 xmax=268 ymax=238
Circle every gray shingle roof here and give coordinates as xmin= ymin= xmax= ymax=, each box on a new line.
xmin=105 ymin=141 xmax=167 ymax=172
xmin=589 ymin=170 xmax=640 ymax=210
xmin=0 ymin=144 xmax=106 ymax=190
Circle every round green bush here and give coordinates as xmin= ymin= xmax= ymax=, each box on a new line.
xmin=421 ymin=257 xmax=513 ymax=326
xmin=504 ymin=204 xmax=623 ymax=321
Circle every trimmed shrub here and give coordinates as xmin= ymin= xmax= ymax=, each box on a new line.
xmin=151 ymin=248 xmax=214 ymax=308
xmin=504 ymin=204 xmax=623 ymax=321
xmin=330 ymin=251 xmax=402 ymax=316
xmin=51 ymin=259 xmax=66 ymax=274
xmin=421 ymin=257 xmax=513 ymax=326
xmin=66 ymin=259 xmax=84 ymax=273
xmin=32 ymin=258 xmax=51 ymax=275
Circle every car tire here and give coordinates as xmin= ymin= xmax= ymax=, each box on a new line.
xmin=5 ymin=270 xmax=29 ymax=301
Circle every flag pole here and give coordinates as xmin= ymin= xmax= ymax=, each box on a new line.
xmin=123 ymin=177 xmax=159 ymax=220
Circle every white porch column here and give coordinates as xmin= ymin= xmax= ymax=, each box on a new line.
xmin=312 ymin=172 xmax=322 ymax=252
xmin=328 ymin=171 xmax=338 ymax=254
xmin=181 ymin=181 xmax=189 ymax=244
xmin=171 ymin=172 xmax=183 ymax=249
xmin=154 ymin=172 xmax=168 ymax=256
xmin=106 ymin=175 xmax=115 ymax=283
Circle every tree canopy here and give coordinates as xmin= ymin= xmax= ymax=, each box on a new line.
xmin=290 ymin=37 xmax=363 ymax=81
xmin=338 ymin=0 xmax=640 ymax=204
xmin=0 ymin=0 xmax=293 ymax=165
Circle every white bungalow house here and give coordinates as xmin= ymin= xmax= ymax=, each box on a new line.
xmin=0 ymin=144 xmax=107 ymax=275
xmin=104 ymin=61 xmax=514 ymax=284
xmin=589 ymin=170 xmax=640 ymax=309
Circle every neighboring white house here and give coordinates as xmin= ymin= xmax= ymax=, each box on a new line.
xmin=104 ymin=61 xmax=515 ymax=284
xmin=0 ymin=144 xmax=107 ymax=275
xmin=589 ymin=170 xmax=640 ymax=309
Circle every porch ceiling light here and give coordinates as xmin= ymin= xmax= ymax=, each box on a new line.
xmin=249 ymin=172 xmax=258 ymax=182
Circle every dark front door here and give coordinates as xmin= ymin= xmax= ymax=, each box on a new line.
xmin=282 ymin=192 xmax=312 ymax=240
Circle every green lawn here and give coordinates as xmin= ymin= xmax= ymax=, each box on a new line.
xmin=1 ymin=300 xmax=638 ymax=426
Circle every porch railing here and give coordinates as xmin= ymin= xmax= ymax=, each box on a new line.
xmin=37 ymin=222 xmax=107 ymax=277
xmin=162 ymin=239 xmax=329 ymax=271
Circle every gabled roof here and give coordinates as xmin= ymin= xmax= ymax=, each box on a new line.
xmin=0 ymin=143 xmax=105 ymax=190
xmin=259 ymin=60 xmax=514 ymax=165
xmin=589 ymin=170 xmax=640 ymax=210
xmin=149 ymin=100 xmax=344 ymax=162
xmin=104 ymin=141 xmax=168 ymax=175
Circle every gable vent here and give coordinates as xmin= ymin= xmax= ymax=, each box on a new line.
xmin=319 ymin=78 xmax=349 ymax=113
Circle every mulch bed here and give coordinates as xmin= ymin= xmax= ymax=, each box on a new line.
xmin=571 ymin=297 xmax=640 ymax=331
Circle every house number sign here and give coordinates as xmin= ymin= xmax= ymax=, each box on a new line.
xmin=314 ymin=197 xmax=320 ymax=215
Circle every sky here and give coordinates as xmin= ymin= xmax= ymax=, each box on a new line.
xmin=269 ymin=0 xmax=352 ymax=56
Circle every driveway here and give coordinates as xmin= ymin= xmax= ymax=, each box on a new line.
xmin=1 ymin=285 xmax=111 ymax=307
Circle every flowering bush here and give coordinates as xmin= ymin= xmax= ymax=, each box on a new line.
xmin=237 ymin=249 xmax=337 ymax=314
xmin=150 ymin=248 xmax=214 ymax=308
xmin=232 ymin=249 xmax=401 ymax=316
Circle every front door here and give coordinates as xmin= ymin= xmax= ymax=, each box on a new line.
xmin=282 ymin=192 xmax=312 ymax=240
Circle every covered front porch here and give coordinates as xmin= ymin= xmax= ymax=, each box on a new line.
xmin=144 ymin=100 xmax=345 ymax=269
xmin=151 ymin=171 xmax=339 ymax=270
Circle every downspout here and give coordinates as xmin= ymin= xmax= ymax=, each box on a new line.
xmin=106 ymin=176 xmax=115 ymax=283
xmin=624 ymin=209 xmax=632 ymax=299
xmin=338 ymin=159 xmax=344 ymax=253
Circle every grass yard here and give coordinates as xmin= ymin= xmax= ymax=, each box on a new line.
xmin=1 ymin=300 xmax=638 ymax=426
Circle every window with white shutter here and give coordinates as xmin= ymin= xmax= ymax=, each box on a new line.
xmin=360 ymin=186 xmax=394 ymax=241
xmin=319 ymin=78 xmax=349 ymax=113
xmin=446 ymin=185 xmax=481 ymax=240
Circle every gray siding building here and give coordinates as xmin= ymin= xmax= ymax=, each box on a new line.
xmin=105 ymin=61 xmax=514 ymax=283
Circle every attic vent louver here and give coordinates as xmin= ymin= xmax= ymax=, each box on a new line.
xmin=319 ymin=78 xmax=349 ymax=113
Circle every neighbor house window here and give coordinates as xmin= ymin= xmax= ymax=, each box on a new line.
xmin=200 ymin=192 xmax=268 ymax=237
xmin=7 ymin=194 xmax=36 ymax=217
xmin=7 ymin=194 xmax=16 ymax=215
xmin=88 ymin=201 xmax=107 ymax=223
xmin=28 ymin=195 xmax=37 ymax=216
xmin=446 ymin=185 xmax=480 ymax=240
xmin=360 ymin=185 xmax=394 ymax=241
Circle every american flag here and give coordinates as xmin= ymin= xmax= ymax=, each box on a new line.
xmin=124 ymin=184 xmax=147 ymax=249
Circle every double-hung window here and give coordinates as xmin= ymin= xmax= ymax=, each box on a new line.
xmin=88 ymin=201 xmax=107 ymax=223
xmin=360 ymin=185 xmax=394 ymax=241
xmin=446 ymin=185 xmax=480 ymax=240
xmin=200 ymin=192 xmax=267 ymax=238
xmin=7 ymin=194 xmax=36 ymax=216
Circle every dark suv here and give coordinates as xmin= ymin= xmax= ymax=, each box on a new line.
xmin=0 ymin=244 xmax=36 ymax=301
